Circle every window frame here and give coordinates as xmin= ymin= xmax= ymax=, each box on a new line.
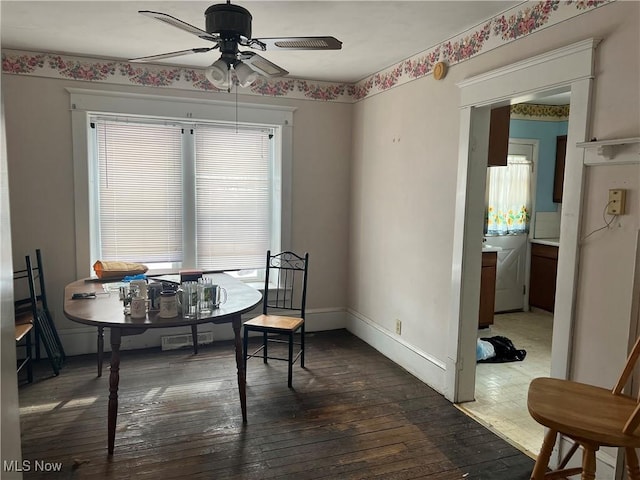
xmin=69 ymin=88 xmax=295 ymax=280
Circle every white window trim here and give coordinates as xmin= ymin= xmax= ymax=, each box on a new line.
xmin=69 ymin=88 xmax=295 ymax=279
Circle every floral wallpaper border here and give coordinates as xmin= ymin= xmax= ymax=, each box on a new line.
xmin=2 ymin=0 xmax=614 ymax=104
xmin=510 ymin=103 xmax=570 ymax=121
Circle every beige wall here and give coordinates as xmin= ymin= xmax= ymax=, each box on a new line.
xmin=350 ymin=73 xmax=460 ymax=363
xmin=2 ymin=75 xmax=352 ymax=346
xmin=349 ymin=1 xmax=639 ymax=387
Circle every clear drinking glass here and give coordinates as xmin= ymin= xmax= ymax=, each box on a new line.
xmin=197 ymin=278 xmax=215 ymax=315
xmin=180 ymin=281 xmax=198 ymax=318
xmin=119 ymin=285 xmax=131 ymax=314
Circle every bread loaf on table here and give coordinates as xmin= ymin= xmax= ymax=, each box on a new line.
xmin=93 ymin=260 xmax=148 ymax=279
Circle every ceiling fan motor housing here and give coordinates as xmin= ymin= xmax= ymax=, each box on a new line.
xmin=205 ymin=3 xmax=252 ymax=40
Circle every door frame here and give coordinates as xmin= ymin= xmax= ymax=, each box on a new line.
xmin=446 ymin=38 xmax=597 ymax=401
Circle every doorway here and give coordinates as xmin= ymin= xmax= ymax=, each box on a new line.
xmin=463 ymin=135 xmax=555 ymax=455
xmin=488 ymin=140 xmax=537 ymax=314
xmin=447 ymin=38 xmax=597 ymax=468
xmin=461 ymin=309 xmax=552 ymax=455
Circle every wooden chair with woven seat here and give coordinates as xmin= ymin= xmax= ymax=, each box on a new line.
xmin=14 ymin=263 xmax=37 ymax=384
xmin=243 ymin=250 xmax=309 ymax=388
xmin=15 ymin=311 xmax=34 ymax=384
xmin=528 ymin=335 xmax=640 ymax=480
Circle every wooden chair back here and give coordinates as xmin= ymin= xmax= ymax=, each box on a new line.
xmin=613 ymin=335 xmax=640 ymax=434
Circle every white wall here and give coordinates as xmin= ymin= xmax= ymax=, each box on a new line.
xmin=2 ymin=76 xmax=352 ymax=352
xmin=348 ymin=1 xmax=639 ymax=394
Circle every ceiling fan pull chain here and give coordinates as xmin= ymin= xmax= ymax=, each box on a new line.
xmin=235 ymin=80 xmax=239 ymax=134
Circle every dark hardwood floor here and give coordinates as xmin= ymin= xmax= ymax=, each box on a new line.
xmin=18 ymin=329 xmax=534 ymax=479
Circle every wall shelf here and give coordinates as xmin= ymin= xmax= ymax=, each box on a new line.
xmin=577 ymin=137 xmax=640 ymax=165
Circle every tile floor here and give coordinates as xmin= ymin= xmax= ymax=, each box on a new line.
xmin=458 ymin=309 xmax=553 ymax=457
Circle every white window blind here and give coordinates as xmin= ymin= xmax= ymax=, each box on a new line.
xmin=92 ymin=116 xmax=275 ymax=271
xmin=95 ymin=120 xmax=183 ymax=263
xmin=195 ymin=125 xmax=271 ymax=270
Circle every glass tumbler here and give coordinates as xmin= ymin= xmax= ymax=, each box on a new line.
xmin=180 ymin=281 xmax=198 ymax=318
xmin=197 ymin=278 xmax=215 ymax=315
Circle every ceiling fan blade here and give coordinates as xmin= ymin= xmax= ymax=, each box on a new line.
xmin=251 ymin=36 xmax=342 ymax=51
xmin=129 ymin=47 xmax=217 ymax=63
xmin=139 ymin=10 xmax=220 ymax=43
xmin=239 ymin=51 xmax=288 ymax=78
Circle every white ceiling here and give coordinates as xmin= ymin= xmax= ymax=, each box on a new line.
xmin=1 ymin=1 xmax=524 ymax=84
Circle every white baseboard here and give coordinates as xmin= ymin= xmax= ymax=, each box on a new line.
xmin=58 ymin=308 xmax=348 ymax=356
xmin=345 ymin=309 xmax=447 ymax=395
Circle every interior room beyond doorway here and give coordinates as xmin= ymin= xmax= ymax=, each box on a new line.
xmin=459 ymin=309 xmax=552 ymax=456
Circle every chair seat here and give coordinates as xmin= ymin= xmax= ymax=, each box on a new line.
xmin=244 ymin=314 xmax=303 ymax=332
xmin=15 ymin=311 xmax=34 ymax=326
xmin=528 ymin=377 xmax=640 ymax=448
xmin=15 ymin=322 xmax=33 ymax=342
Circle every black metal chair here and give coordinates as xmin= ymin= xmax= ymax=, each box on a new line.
xmin=28 ymin=251 xmax=65 ymax=375
xmin=14 ymin=251 xmax=65 ymax=378
xmin=33 ymin=249 xmax=66 ymax=365
xmin=243 ymin=251 xmax=309 ymax=388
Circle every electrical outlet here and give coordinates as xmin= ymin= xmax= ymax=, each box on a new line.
xmin=607 ymin=189 xmax=626 ymax=215
xmin=395 ymin=319 xmax=402 ymax=335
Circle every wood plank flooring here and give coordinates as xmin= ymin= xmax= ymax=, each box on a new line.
xmin=18 ymin=329 xmax=534 ymax=479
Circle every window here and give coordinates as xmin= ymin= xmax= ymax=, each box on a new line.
xmin=90 ymin=116 xmax=277 ymax=273
xmin=69 ymin=89 xmax=294 ymax=279
xmin=485 ymin=153 xmax=532 ymax=235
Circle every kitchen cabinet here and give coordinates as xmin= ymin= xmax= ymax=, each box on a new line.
xmin=487 ymin=105 xmax=510 ymax=167
xmin=553 ymin=135 xmax=567 ymax=203
xmin=479 ymin=251 xmax=497 ymax=328
xmin=529 ymin=243 xmax=558 ymax=312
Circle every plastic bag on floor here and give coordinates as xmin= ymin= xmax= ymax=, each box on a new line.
xmin=478 ymin=335 xmax=527 ymax=363
xmin=476 ymin=338 xmax=496 ymax=361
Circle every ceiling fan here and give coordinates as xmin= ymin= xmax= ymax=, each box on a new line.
xmin=130 ymin=1 xmax=343 ymax=90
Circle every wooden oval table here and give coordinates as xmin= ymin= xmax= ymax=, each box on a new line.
xmin=63 ymin=273 xmax=262 ymax=455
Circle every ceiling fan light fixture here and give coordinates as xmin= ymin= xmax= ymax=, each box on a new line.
xmin=234 ymin=61 xmax=258 ymax=87
xmin=134 ymin=3 xmax=343 ymax=87
xmin=205 ymin=58 xmax=230 ymax=88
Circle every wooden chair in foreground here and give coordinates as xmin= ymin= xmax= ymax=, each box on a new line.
xmin=243 ymin=251 xmax=309 ymax=388
xmin=528 ymin=335 xmax=640 ymax=480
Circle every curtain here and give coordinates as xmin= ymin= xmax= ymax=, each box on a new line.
xmin=486 ymin=155 xmax=531 ymax=235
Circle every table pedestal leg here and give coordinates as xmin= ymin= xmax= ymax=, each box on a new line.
xmin=232 ymin=315 xmax=247 ymax=422
xmin=191 ymin=324 xmax=198 ymax=355
xmin=97 ymin=326 xmax=104 ymax=377
xmin=108 ymin=328 xmax=121 ymax=455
